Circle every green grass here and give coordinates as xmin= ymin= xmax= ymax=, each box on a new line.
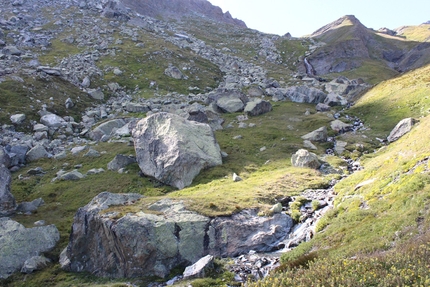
xmin=249 ymin=230 xmax=430 ymax=287
xmin=396 ymin=24 xmax=430 ymax=42
xmin=249 ymin=62 xmax=430 ymax=287
xmin=97 ymin=33 xmax=223 ymax=97
xmin=349 ymin=63 xmax=430 ymax=138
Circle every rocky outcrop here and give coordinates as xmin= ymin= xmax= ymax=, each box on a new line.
xmin=132 ymin=112 xmax=222 ymax=189
xmin=61 ymin=193 xmax=294 ymax=278
xmin=0 ymin=165 xmax=16 ymax=216
xmin=0 ymin=217 xmax=60 ymax=279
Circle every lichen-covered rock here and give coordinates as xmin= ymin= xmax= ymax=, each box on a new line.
xmin=132 ymin=112 xmax=222 ymax=189
xmin=0 ymin=165 xmax=16 ymax=216
xmin=291 ymin=149 xmax=321 ymax=169
xmin=0 ymin=218 xmax=59 ymax=279
xmin=61 ymin=193 xmax=294 ymax=278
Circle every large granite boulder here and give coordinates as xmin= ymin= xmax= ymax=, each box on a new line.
xmin=132 ymin=112 xmax=222 ymax=189
xmin=0 ymin=165 xmax=16 ymax=216
xmin=61 ymin=193 xmax=293 ymax=278
xmin=291 ymin=149 xmax=321 ymax=169
xmin=0 ymin=217 xmax=60 ymax=279
xmin=387 ymin=118 xmax=415 ymax=142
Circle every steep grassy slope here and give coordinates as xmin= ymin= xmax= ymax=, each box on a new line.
xmin=350 ymin=63 xmax=430 ymax=138
xmin=246 ymin=65 xmax=430 ymax=287
xmin=396 ymin=23 xmax=430 ymax=42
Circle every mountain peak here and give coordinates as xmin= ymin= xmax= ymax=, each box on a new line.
xmin=311 ymin=15 xmax=365 ymax=38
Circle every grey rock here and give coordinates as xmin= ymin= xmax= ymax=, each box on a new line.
xmin=285 ymin=86 xmax=327 ymax=104
xmin=71 ymin=146 xmax=87 ymax=155
xmin=21 ymin=256 xmax=51 ymax=274
xmin=291 ymin=149 xmax=321 ymax=169
xmin=301 ymin=126 xmax=328 ymax=142
xmin=387 ymin=118 xmax=415 ymax=142
xmin=10 ymin=114 xmax=26 ymax=125
xmin=334 ymin=140 xmax=348 ymax=155
xmin=26 ymin=145 xmax=49 ymax=162
xmin=107 ymin=154 xmax=136 ymax=171
xmin=88 ymin=88 xmax=105 ymax=100
xmin=303 ymin=140 xmax=317 ymax=150
xmin=0 ymin=166 xmax=16 ymax=217
xmin=91 ymin=119 xmax=126 ymax=141
xmin=3 ymin=46 xmax=21 ymax=56
xmin=125 ymin=102 xmax=150 ymax=113
xmin=81 ymin=76 xmax=91 ymax=88
xmin=87 ymin=168 xmax=105 ymax=175
xmin=0 ymin=218 xmax=59 ymax=279
xmin=62 ymin=194 xmax=292 ymax=278
xmin=324 ymin=93 xmax=348 ymax=107
xmin=36 ymin=66 xmax=62 ymax=76
xmin=233 ymin=173 xmax=242 ymax=182
xmin=0 ymin=147 xmax=11 ymax=168
xmin=34 ymin=131 xmax=48 ymax=141
xmin=6 ymin=145 xmax=28 ymax=166
xmin=270 ymin=203 xmax=283 ymax=214
xmin=65 ymin=98 xmax=74 ymax=109
xmin=16 ymin=198 xmax=44 ymax=214
xmin=113 ymin=68 xmax=123 ymax=76
xmin=33 ymin=123 xmax=49 ymax=132
xmin=244 ymin=99 xmax=272 ymax=116
xmin=183 ymin=255 xmax=214 ymax=279
xmin=40 ymin=113 xmax=65 ymax=128
xmin=164 ymin=65 xmax=184 ymax=79
xmin=132 ymin=113 xmax=222 ymax=189
xmin=216 ymin=95 xmax=245 ymax=113
xmin=330 ymin=120 xmax=352 ymax=133
xmin=59 ymin=170 xmax=85 ymax=181
xmin=316 ymin=103 xmax=331 ymax=112
xmin=83 ymin=148 xmax=100 ymax=157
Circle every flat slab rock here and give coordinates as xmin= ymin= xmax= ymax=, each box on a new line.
xmin=61 ymin=192 xmax=294 ymax=278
